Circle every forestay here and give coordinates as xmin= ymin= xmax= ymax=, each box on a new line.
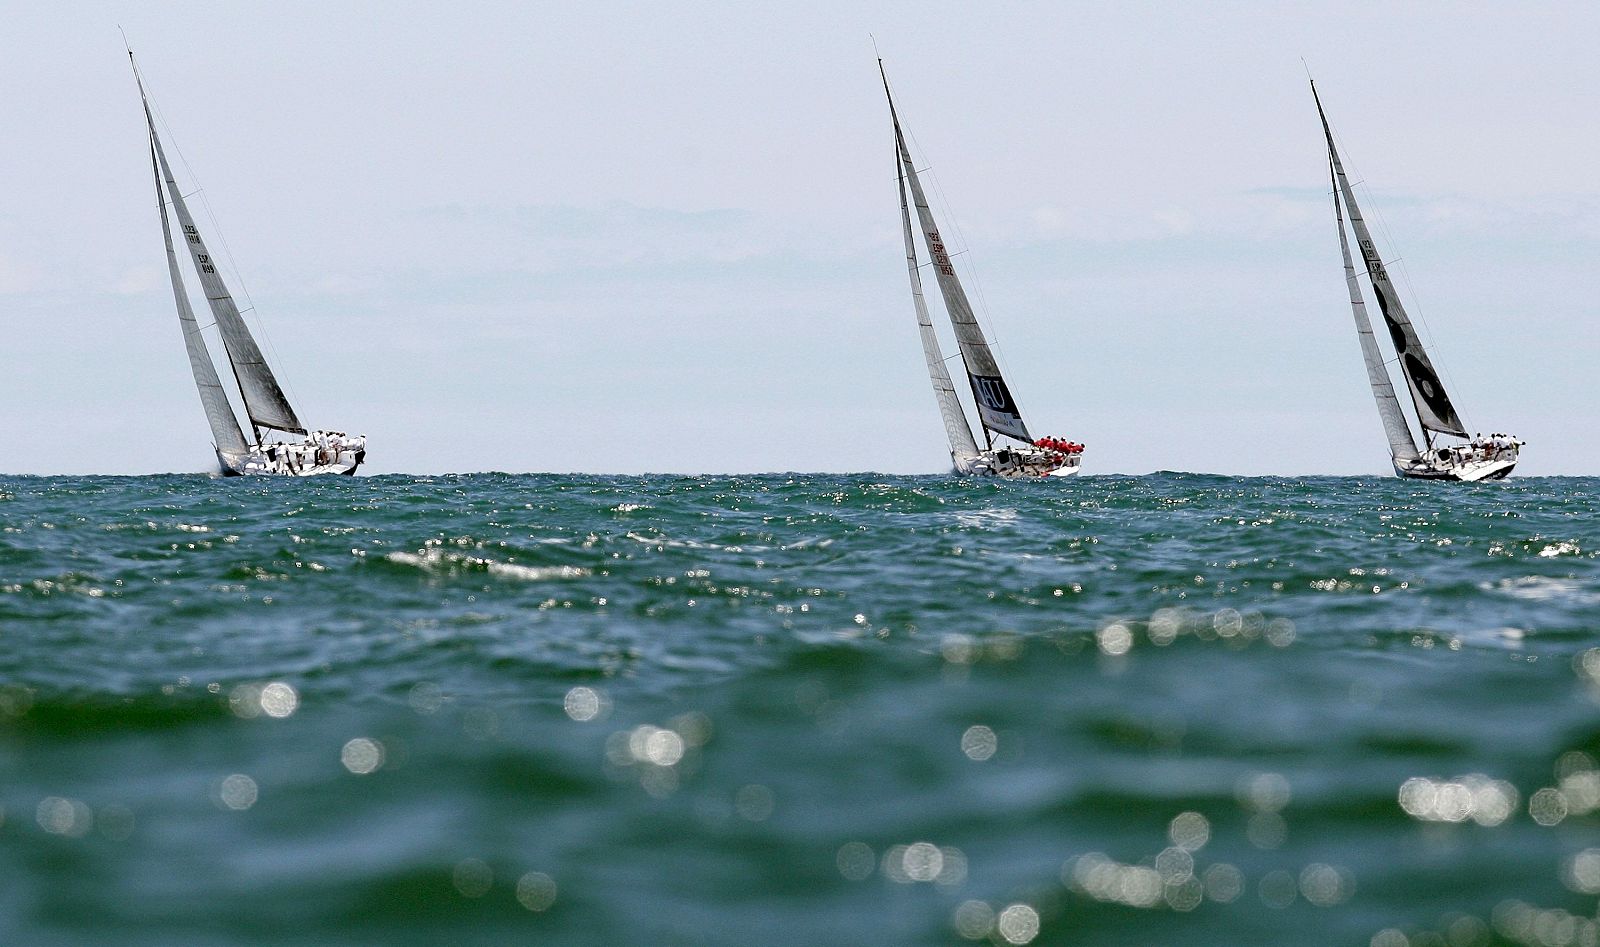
xmin=141 ymin=97 xmax=305 ymax=435
xmin=1332 ymin=168 xmax=1420 ymax=462
xmin=150 ymin=143 xmax=250 ymax=459
xmin=898 ymin=157 xmax=980 ymax=463
xmin=1314 ymin=85 xmax=1467 ymax=438
xmin=882 ymin=74 xmax=1031 ymax=443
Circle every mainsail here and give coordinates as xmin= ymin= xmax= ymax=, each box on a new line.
xmin=137 ymin=79 xmax=305 ymax=436
xmin=1313 ymin=83 xmax=1467 ymax=438
xmin=150 ymin=143 xmax=250 ymax=459
xmin=881 ymin=65 xmax=1031 ymax=443
xmin=898 ymin=156 xmax=980 ymax=462
xmin=1332 ymin=165 xmax=1420 ymax=462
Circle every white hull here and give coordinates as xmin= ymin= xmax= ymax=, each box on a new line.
xmin=219 ymin=437 xmax=365 ymax=477
xmin=223 ymin=457 xmax=362 ymax=478
xmin=957 ymin=447 xmax=1082 ymax=479
xmin=1395 ymin=445 xmax=1519 ymax=482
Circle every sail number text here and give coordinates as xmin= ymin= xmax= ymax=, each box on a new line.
xmin=1359 ymin=239 xmax=1387 ymax=282
xmin=925 ymin=229 xmax=956 ymax=276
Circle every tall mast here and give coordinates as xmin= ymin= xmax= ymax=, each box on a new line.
xmin=133 ymin=53 xmax=307 ymax=437
xmin=1330 ymin=158 xmax=1421 ymax=462
xmin=131 ymin=48 xmax=250 ymax=460
xmin=1313 ymin=81 xmax=1467 ymax=439
xmin=892 ymin=122 xmax=980 ymax=465
xmin=880 ymin=61 xmax=1032 ymax=445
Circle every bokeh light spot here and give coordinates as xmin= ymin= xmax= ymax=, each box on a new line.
xmin=515 ymin=871 xmax=558 ymax=911
xmin=258 ymin=681 xmax=298 ymax=718
xmin=564 ymin=686 xmax=603 ymax=722
xmin=961 ymin=725 xmax=997 ymax=762
xmin=996 ymin=904 xmax=1040 ymax=944
xmin=341 ymin=738 xmax=385 ymax=775
xmin=218 ymin=774 xmax=258 ymax=811
xmin=953 ymin=900 xmax=995 ymax=940
xmin=1097 ymin=624 xmax=1133 ymax=656
xmin=35 ymin=797 xmax=92 ymax=837
xmin=1169 ymin=811 xmax=1211 ymax=851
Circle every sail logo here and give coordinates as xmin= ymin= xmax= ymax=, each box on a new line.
xmin=183 ymin=225 xmax=201 ymax=246
xmin=196 ymin=253 xmax=216 ymax=274
xmin=972 ymin=375 xmax=1016 ymax=414
xmin=1403 ymin=353 xmax=1457 ymax=425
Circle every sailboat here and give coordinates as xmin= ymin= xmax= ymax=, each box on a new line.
xmin=131 ymin=51 xmax=365 ymax=477
xmin=880 ymin=62 xmax=1082 ymax=478
xmin=1315 ymin=82 xmax=1520 ymax=481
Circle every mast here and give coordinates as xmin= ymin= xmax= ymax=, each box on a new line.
xmin=148 ymin=133 xmax=251 ymax=459
xmin=879 ymin=61 xmax=1032 ymax=444
xmin=1331 ymin=162 xmax=1421 ymax=462
xmin=896 ymin=139 xmax=981 ymax=464
xmin=133 ymin=57 xmax=306 ymax=436
xmin=1312 ymin=81 xmax=1468 ymax=438
xmin=131 ymin=50 xmax=250 ymax=460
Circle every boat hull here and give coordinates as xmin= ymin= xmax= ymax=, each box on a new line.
xmin=956 ymin=448 xmax=1081 ymax=479
xmin=1394 ymin=453 xmax=1517 ymax=483
xmin=219 ymin=445 xmax=365 ymax=478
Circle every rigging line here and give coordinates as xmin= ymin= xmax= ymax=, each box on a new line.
xmin=904 ymin=124 xmax=1020 ymax=388
xmin=193 ymin=186 xmax=306 ymax=417
xmin=1382 ymin=227 xmax=1474 ymax=432
xmin=907 ymin=127 xmax=1033 ymax=413
xmin=911 ymin=135 xmax=1000 ymax=328
xmin=894 ymin=111 xmax=979 ymax=422
xmin=917 ymin=250 xmax=970 ymax=269
xmin=1395 ymin=248 xmax=1472 ymax=434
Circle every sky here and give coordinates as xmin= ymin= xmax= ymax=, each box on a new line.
xmin=2 ymin=1 xmax=1597 ymax=476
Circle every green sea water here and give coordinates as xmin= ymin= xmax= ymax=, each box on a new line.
xmin=2 ymin=473 xmax=1599 ymax=946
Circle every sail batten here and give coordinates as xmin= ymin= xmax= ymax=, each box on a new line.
xmin=1313 ymin=84 xmax=1468 ymax=438
xmin=898 ymin=153 xmax=980 ymax=462
xmin=140 ymin=95 xmax=305 ymax=436
xmin=151 ymin=142 xmax=250 ymax=458
xmin=881 ymin=66 xmax=1031 ymax=443
xmin=1332 ymin=168 xmax=1420 ymax=462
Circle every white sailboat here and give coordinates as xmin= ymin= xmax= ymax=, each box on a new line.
xmin=131 ymin=52 xmax=364 ymax=477
xmin=1315 ymin=82 xmax=1519 ymax=482
xmin=880 ymin=62 xmax=1081 ymax=478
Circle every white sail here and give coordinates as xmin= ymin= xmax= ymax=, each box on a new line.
xmin=1333 ymin=169 xmax=1420 ymax=462
xmin=1314 ymin=85 xmax=1467 ymax=438
xmin=150 ymin=141 xmax=250 ymax=459
xmin=139 ymin=96 xmax=305 ymax=435
xmin=881 ymin=70 xmax=1031 ymax=443
xmin=898 ymin=156 xmax=980 ymax=463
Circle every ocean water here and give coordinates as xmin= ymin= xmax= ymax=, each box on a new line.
xmin=3 ymin=473 xmax=1600 ymax=946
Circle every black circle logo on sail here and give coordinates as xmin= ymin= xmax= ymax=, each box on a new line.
xmin=1403 ymin=353 xmax=1455 ymax=422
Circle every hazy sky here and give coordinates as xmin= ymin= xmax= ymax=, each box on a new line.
xmin=3 ymin=1 xmax=1597 ymax=475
